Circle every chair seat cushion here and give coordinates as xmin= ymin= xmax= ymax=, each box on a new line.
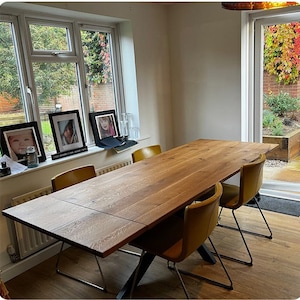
xmin=130 ymin=215 xmax=184 ymax=262
xmin=219 ymin=183 xmax=240 ymax=208
xmin=196 ymin=184 xmax=240 ymax=209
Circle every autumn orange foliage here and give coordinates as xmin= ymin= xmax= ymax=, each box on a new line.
xmin=0 ymin=93 xmax=19 ymax=113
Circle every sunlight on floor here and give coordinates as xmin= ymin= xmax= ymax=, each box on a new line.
xmin=262 ymin=156 xmax=300 ymax=201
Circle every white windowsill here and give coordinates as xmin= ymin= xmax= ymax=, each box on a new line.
xmin=0 ymin=136 xmax=149 ymax=181
xmin=0 ymin=146 xmax=103 ymax=181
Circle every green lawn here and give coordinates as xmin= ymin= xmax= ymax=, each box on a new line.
xmin=41 ymin=120 xmax=52 ymax=135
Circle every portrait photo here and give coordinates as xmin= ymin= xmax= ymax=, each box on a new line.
xmin=49 ymin=110 xmax=87 ymax=158
xmin=89 ymin=110 xmax=120 ymax=146
xmin=96 ymin=114 xmax=117 ymax=139
xmin=58 ymin=119 xmax=79 ymax=146
xmin=0 ymin=122 xmax=46 ymax=164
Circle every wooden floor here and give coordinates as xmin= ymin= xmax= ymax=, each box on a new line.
xmin=5 ymin=205 xmax=300 ymax=299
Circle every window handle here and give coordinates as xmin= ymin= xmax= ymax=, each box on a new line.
xmin=51 ymin=51 xmax=62 ymax=56
xmin=26 ymin=86 xmax=33 ymax=104
xmin=26 ymin=86 xmax=32 ymax=95
xmin=26 ymin=86 xmax=36 ymax=119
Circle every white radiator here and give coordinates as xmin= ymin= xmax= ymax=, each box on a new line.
xmin=11 ymin=160 xmax=132 ymax=260
xmin=11 ymin=186 xmax=56 ymax=259
xmin=96 ymin=160 xmax=132 ymax=175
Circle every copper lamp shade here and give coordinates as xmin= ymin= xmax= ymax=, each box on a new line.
xmin=222 ymin=2 xmax=299 ymax=10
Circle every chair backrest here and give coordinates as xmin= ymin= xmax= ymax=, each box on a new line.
xmin=131 ymin=144 xmax=162 ymax=162
xmin=180 ymin=182 xmax=223 ymax=260
xmin=51 ymin=165 xmax=96 ymax=192
xmin=239 ymin=153 xmax=266 ymax=206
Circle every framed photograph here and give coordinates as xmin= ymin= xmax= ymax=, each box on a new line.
xmin=89 ymin=110 xmax=120 ymax=146
xmin=0 ymin=121 xmax=46 ymax=165
xmin=49 ymin=110 xmax=87 ymax=159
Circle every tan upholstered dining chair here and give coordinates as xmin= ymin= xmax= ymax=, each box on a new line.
xmin=131 ymin=144 xmax=162 ymax=162
xmin=51 ymin=165 xmax=107 ymax=292
xmin=215 ymin=153 xmax=272 ymax=266
xmin=51 ymin=165 xmax=96 ymax=191
xmin=129 ymin=182 xmax=233 ymax=299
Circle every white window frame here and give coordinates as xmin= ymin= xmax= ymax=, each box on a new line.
xmin=26 ymin=18 xmax=76 ymax=57
xmin=0 ymin=9 xmax=126 ymax=154
xmin=241 ymin=6 xmax=300 ymax=143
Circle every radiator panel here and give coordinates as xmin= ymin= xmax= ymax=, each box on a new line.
xmin=11 ymin=186 xmax=56 ymax=259
xmin=96 ymin=160 xmax=132 ymax=175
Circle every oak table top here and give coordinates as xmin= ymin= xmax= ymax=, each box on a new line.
xmin=2 ymin=139 xmax=277 ymax=258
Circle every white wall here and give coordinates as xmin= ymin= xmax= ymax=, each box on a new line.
xmin=168 ymin=3 xmax=242 ymax=145
xmin=0 ymin=2 xmax=243 ymax=281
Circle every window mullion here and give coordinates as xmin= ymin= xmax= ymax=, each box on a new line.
xmin=110 ymin=27 xmax=125 ymax=120
xmin=74 ymin=22 xmax=93 ymax=145
xmin=17 ymin=15 xmax=43 ymax=128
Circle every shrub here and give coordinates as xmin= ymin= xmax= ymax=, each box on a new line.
xmin=264 ymin=91 xmax=300 ymax=117
xmin=271 ymin=119 xmax=284 ymax=136
xmin=263 ymin=110 xmax=276 ymax=128
xmin=263 ymin=110 xmax=284 ymax=136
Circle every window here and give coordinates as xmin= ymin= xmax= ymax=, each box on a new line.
xmin=0 ymin=16 xmax=26 ymax=126
xmin=80 ymin=27 xmax=117 ymax=112
xmin=0 ymin=13 xmax=123 ymax=156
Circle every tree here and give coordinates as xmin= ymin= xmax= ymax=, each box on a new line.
xmin=0 ymin=22 xmax=22 ymax=102
xmin=81 ymin=31 xmax=112 ymax=84
xmin=264 ymin=22 xmax=300 ymax=85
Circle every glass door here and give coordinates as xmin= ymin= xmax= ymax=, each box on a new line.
xmin=254 ymin=13 xmax=300 ymax=199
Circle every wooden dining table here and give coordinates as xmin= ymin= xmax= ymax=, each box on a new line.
xmin=2 ymin=139 xmax=277 ymax=297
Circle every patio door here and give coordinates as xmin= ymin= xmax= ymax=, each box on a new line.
xmin=252 ymin=11 xmax=300 ymax=199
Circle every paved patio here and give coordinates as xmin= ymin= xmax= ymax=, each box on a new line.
xmin=263 ymin=156 xmax=300 ymax=183
xmin=262 ymin=156 xmax=300 ymax=201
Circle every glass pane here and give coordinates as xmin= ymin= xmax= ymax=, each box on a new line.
xmin=32 ymin=62 xmax=81 ymax=154
xmin=81 ymin=30 xmax=116 ymax=112
xmin=0 ymin=21 xmax=26 ymax=127
xmin=29 ymin=23 xmax=69 ymax=51
xmin=262 ymin=22 xmax=300 ymax=186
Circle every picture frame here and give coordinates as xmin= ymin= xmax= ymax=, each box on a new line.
xmin=89 ymin=110 xmax=120 ymax=146
xmin=0 ymin=121 xmax=46 ymax=165
xmin=49 ymin=110 xmax=87 ymax=160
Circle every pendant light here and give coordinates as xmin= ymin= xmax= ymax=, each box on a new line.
xmin=222 ymin=2 xmax=299 ymax=10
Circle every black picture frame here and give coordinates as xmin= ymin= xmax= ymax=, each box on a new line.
xmin=89 ymin=110 xmax=120 ymax=146
xmin=0 ymin=121 xmax=46 ymax=165
xmin=49 ymin=110 xmax=87 ymax=160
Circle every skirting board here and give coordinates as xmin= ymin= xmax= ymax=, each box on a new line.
xmin=1 ymin=241 xmax=68 ymax=282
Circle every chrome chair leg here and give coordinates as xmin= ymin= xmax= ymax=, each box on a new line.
xmin=56 ymin=242 xmax=107 ymax=292
xmin=167 ymin=239 xmax=233 ymax=298
xmin=218 ymin=210 xmax=253 ymax=266
xmin=218 ymin=196 xmax=272 ymax=239
xmin=217 ymin=195 xmax=272 ymax=265
xmin=174 ymin=239 xmax=233 ymax=291
xmin=252 ymin=197 xmax=273 ymax=239
xmin=173 ymin=262 xmax=190 ymax=299
xmin=207 ymin=237 xmax=233 ymax=289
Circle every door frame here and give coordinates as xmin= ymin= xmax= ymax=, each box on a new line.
xmin=241 ymin=7 xmax=300 ymax=200
xmin=241 ymin=6 xmax=300 ymax=143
